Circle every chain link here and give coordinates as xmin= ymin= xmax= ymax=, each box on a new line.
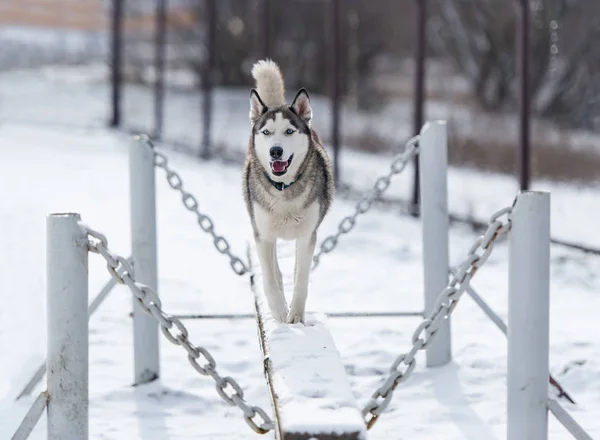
xmin=80 ymin=222 xmax=274 ymax=434
xmin=140 ymin=136 xmax=249 ymax=276
xmin=361 ymin=205 xmax=513 ymax=430
xmin=312 ymin=135 xmax=420 ymax=270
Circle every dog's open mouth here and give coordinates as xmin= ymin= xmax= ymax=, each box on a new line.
xmin=270 ymin=154 xmax=293 ymax=176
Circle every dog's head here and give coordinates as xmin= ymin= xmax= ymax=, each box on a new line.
xmin=249 ymin=88 xmax=313 ymax=182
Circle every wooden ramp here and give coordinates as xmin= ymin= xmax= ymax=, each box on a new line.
xmin=248 ymin=241 xmax=367 ymax=440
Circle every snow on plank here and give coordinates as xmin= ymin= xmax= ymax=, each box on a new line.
xmin=248 ymin=241 xmax=367 ymax=440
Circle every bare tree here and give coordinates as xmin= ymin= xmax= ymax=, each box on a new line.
xmin=429 ymin=0 xmax=600 ymax=131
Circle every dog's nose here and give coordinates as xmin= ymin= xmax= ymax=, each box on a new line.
xmin=270 ymin=146 xmax=283 ymax=160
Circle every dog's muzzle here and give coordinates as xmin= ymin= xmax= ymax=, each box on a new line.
xmin=270 ymin=153 xmax=294 ymax=176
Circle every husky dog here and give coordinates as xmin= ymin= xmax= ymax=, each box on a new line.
xmin=242 ymin=59 xmax=334 ymax=324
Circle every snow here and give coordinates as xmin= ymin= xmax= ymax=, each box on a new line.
xmin=250 ymin=242 xmax=366 ymax=438
xmin=0 ymin=65 xmax=599 ymax=439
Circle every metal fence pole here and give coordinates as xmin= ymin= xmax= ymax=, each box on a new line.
xmin=418 ymin=120 xmax=451 ymax=367
xmin=330 ymin=0 xmax=341 ymax=186
xmin=129 ymin=136 xmax=160 ymax=384
xmin=153 ymin=0 xmax=167 ymax=140
xmin=411 ymin=0 xmax=427 ymax=216
xmin=47 ymin=213 xmax=89 ymax=440
xmin=516 ymin=0 xmax=531 ymax=191
xmin=201 ymin=0 xmax=216 ymax=159
xmin=110 ymin=0 xmax=123 ymax=127
xmin=508 ymin=191 xmax=550 ymax=440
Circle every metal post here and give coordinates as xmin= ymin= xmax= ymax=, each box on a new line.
xmin=16 ymin=260 xmax=132 ymax=402
xmin=110 ymin=0 xmax=123 ymax=127
xmin=516 ymin=0 xmax=531 ymax=191
xmin=411 ymin=0 xmax=427 ymax=216
xmin=419 ymin=120 xmax=451 ymax=367
xmin=129 ymin=135 xmax=160 ymax=384
xmin=153 ymin=0 xmax=167 ymax=140
xmin=47 ymin=213 xmax=88 ymax=440
xmin=201 ymin=0 xmax=216 ymax=159
xmin=261 ymin=0 xmax=271 ymax=58
xmin=330 ymin=0 xmax=341 ymax=186
xmin=508 ymin=191 xmax=550 ymax=440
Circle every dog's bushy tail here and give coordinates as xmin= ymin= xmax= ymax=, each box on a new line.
xmin=251 ymin=59 xmax=285 ymax=107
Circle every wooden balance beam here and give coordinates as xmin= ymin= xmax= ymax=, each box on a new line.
xmin=248 ymin=241 xmax=367 ymax=440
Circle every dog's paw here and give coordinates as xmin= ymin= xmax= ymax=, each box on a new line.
xmin=286 ymin=311 xmax=305 ymax=325
xmin=270 ymin=307 xmax=288 ymax=323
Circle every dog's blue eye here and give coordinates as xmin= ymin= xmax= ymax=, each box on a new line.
xmin=262 ymin=129 xmax=270 ymax=135
xmin=285 ymin=128 xmax=294 ymax=135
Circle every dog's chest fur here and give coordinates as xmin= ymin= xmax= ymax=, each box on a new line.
xmin=252 ymin=188 xmax=320 ymax=241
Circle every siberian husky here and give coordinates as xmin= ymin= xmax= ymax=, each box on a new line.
xmin=242 ymin=59 xmax=335 ymax=324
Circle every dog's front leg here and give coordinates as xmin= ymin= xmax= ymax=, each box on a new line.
xmin=256 ymin=239 xmax=288 ymax=323
xmin=272 ymin=242 xmax=284 ymax=293
xmin=287 ymin=233 xmax=316 ymax=324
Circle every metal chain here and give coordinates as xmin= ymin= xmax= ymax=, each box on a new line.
xmin=80 ymin=223 xmax=273 ymax=434
xmin=361 ymin=206 xmax=513 ymax=430
xmin=141 ymin=136 xmax=248 ymax=276
xmin=312 ymin=135 xmax=420 ymax=270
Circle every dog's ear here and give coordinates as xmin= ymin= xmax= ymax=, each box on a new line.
xmin=250 ymin=89 xmax=267 ymax=124
xmin=290 ymin=88 xmax=312 ymax=125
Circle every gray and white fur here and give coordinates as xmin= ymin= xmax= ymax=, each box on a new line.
xmin=242 ymin=59 xmax=335 ymax=324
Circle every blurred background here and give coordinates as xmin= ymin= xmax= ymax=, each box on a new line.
xmin=3 ymin=3 xmax=600 ymax=438
xmin=1 ymin=0 xmax=600 ymax=196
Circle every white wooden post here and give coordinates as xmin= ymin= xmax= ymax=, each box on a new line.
xmin=129 ymin=135 xmax=160 ymax=384
xmin=418 ymin=120 xmax=451 ymax=367
xmin=47 ymin=213 xmax=88 ymax=440
xmin=508 ymin=191 xmax=550 ymax=440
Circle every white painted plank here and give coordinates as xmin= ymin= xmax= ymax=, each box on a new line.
xmin=248 ymin=240 xmax=367 ymax=440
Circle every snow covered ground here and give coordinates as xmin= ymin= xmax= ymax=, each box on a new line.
xmin=0 ymin=66 xmax=599 ymax=439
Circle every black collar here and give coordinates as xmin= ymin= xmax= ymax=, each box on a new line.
xmin=263 ymin=172 xmax=303 ymax=191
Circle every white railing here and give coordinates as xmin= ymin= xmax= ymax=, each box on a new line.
xmin=129 ymin=135 xmax=160 ymax=384
xmin=508 ymin=191 xmax=551 ymax=439
xmin=419 ymin=121 xmax=451 ymax=367
xmin=417 ymin=123 xmax=589 ymax=439
xmin=10 ymin=121 xmax=594 ymax=440
xmin=11 ymin=136 xmax=274 ymax=440
xmin=46 ymin=213 xmax=90 ymax=439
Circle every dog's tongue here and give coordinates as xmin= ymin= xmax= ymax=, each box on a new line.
xmin=272 ymin=160 xmax=288 ymax=173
